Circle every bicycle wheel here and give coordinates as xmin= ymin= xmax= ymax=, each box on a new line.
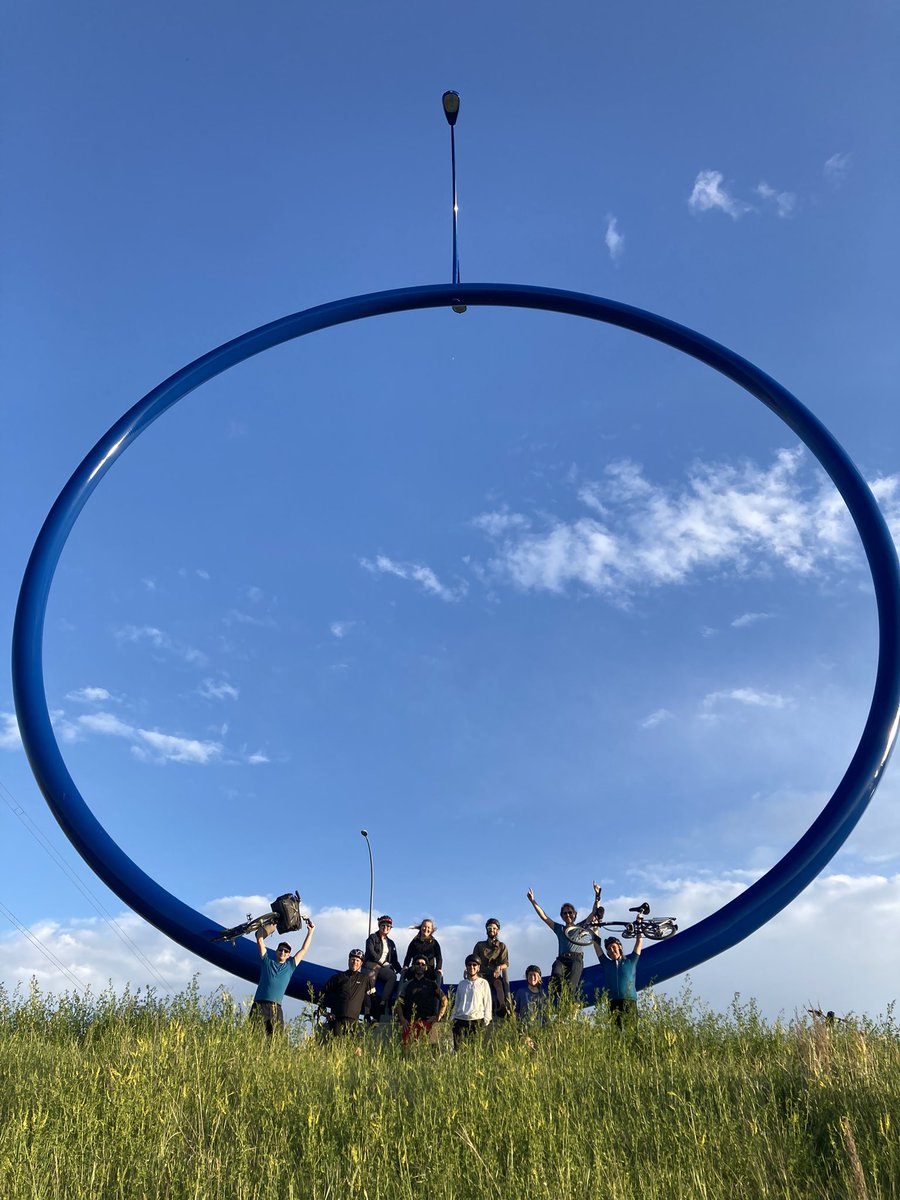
xmin=644 ymin=919 xmax=678 ymax=940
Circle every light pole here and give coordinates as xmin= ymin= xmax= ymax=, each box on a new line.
xmin=441 ymin=90 xmax=467 ymax=313
xmin=360 ymin=829 xmax=374 ymax=937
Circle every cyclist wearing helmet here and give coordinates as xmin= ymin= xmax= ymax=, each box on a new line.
xmin=526 ymin=883 xmax=603 ymax=997
xmin=319 ymin=948 xmax=369 ymax=1035
xmin=363 ymin=915 xmax=402 ymax=1021
xmin=593 ymin=924 xmax=643 ymax=1025
xmin=472 ymin=918 xmax=512 ymax=1016
xmin=514 ymin=964 xmax=548 ymax=1025
xmin=451 ymin=955 xmax=493 ymax=1046
xmin=251 ymin=919 xmax=316 ymax=1036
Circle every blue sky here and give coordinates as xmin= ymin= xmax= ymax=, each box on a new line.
xmin=2 ymin=1 xmax=899 ymax=1018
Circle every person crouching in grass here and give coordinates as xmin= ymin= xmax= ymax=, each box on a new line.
xmin=393 ymin=954 xmax=448 ymax=1045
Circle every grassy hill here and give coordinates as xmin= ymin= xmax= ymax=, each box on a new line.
xmin=1 ymin=980 xmax=898 ymax=1199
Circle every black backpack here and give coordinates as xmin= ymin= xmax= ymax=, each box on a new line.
xmin=271 ymin=891 xmax=302 ymax=934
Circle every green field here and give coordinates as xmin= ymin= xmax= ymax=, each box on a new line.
xmin=1 ymin=980 xmax=898 ymax=1199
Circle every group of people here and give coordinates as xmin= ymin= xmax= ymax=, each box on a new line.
xmin=250 ymin=881 xmax=642 ymax=1040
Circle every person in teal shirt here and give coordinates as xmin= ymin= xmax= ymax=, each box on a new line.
xmin=594 ymin=925 xmax=642 ymax=1026
xmin=252 ymin=919 xmax=315 ymax=1035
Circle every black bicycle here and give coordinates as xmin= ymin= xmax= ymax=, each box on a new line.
xmin=563 ymin=902 xmax=678 ymax=948
xmin=211 ymin=890 xmax=308 ymax=943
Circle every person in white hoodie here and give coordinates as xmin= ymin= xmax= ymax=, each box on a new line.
xmin=451 ymin=954 xmax=493 ymax=1047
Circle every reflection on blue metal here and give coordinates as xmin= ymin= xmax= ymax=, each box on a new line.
xmin=12 ymin=284 xmax=900 ymax=1001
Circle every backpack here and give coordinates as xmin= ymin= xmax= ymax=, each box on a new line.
xmin=271 ymin=891 xmax=302 ymax=934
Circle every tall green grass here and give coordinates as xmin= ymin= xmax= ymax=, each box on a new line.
xmin=1 ymin=979 xmax=898 ymax=1199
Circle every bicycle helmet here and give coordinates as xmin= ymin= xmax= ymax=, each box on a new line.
xmin=464 ymin=954 xmax=480 ymax=967
xmin=485 ymin=917 xmax=500 ymax=929
xmin=348 ymin=948 xmax=364 ymax=960
xmin=377 ymin=915 xmax=393 ymax=926
xmin=604 ymin=937 xmax=623 ymax=951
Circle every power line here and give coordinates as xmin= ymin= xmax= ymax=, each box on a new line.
xmin=0 ymin=774 xmax=174 ymax=992
xmin=0 ymin=897 xmax=89 ymax=994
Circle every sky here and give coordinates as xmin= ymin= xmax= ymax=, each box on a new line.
xmin=2 ymin=1 xmax=899 ymax=1021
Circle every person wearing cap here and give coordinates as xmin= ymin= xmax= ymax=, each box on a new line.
xmin=593 ymin=923 xmax=643 ymax=1026
xmin=451 ymin=955 xmax=493 ymax=1047
xmin=526 ymin=883 xmax=604 ymax=998
xmin=363 ymin=915 xmax=402 ymax=1021
xmin=471 ymin=918 xmax=511 ymax=1016
xmin=319 ymin=948 xmax=369 ymax=1035
xmin=393 ymin=954 xmax=448 ymax=1044
xmin=514 ymin=964 xmax=548 ymax=1025
xmin=251 ymin=919 xmax=316 ymax=1036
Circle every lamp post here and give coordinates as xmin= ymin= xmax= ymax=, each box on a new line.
xmin=441 ymin=90 xmax=467 ymax=313
xmin=360 ymin=829 xmax=374 ymax=937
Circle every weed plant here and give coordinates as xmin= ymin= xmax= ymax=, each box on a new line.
xmin=1 ymin=979 xmax=898 ymax=1199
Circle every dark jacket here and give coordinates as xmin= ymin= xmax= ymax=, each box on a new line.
xmin=321 ymin=969 xmax=368 ymax=1021
xmin=363 ymin=932 xmax=401 ymax=973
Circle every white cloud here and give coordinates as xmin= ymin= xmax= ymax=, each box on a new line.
xmin=65 ymin=686 xmax=112 ymax=704
xmin=77 ymin=710 xmax=223 ymax=765
xmin=641 ymin=708 xmax=673 ymax=730
xmin=474 ymin=448 xmax=900 ymax=601
xmin=329 ymin=621 xmax=356 ymax=640
xmin=142 ymin=577 xmax=157 ymax=591
xmin=701 ymin=687 xmax=791 ymax=715
xmin=360 ymin=555 xmax=467 ymax=602
xmin=198 ymin=679 xmax=240 ymax=701
xmin=1 ymin=712 xmax=22 ymax=751
xmin=755 ymin=181 xmax=796 ymax=218
xmin=604 ymin=214 xmax=624 ymax=262
xmin=688 ymin=170 xmax=750 ymax=219
xmin=115 ymin=625 xmax=208 ymax=668
xmin=731 ymin=612 xmax=773 ymax=629
xmin=823 ymin=152 xmax=851 ymax=187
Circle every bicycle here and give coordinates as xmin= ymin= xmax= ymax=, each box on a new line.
xmin=210 ymin=890 xmax=308 ymax=943
xmin=562 ymin=902 xmax=678 ymax=948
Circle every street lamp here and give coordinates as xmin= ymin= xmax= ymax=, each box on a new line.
xmin=360 ymin=829 xmax=374 ymax=937
xmin=441 ymin=90 xmax=466 ymax=313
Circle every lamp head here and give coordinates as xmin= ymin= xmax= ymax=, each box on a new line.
xmin=442 ymin=91 xmax=460 ymax=127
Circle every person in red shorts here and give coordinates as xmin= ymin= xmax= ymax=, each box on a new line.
xmin=393 ymin=954 xmax=448 ymax=1043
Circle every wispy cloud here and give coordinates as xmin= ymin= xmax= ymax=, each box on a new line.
xmin=360 ymin=555 xmax=467 ymax=602
xmin=701 ymin=687 xmax=791 ymax=716
xmin=731 ymin=612 xmax=773 ymax=629
xmin=0 ymin=713 xmax=22 ymax=751
xmin=329 ymin=621 xmax=356 ymax=640
xmin=473 ymin=448 xmax=900 ymax=601
xmin=115 ymin=625 xmax=208 ymax=667
xmin=688 ymin=170 xmax=750 ymax=219
xmin=755 ymin=182 xmax=796 ymax=218
xmin=641 ymin=708 xmax=673 ymax=730
xmin=78 ymin=711 xmax=223 ymax=765
xmin=823 ymin=152 xmax=851 ymax=187
xmin=65 ymin=686 xmax=113 ymax=704
xmin=604 ymin=214 xmax=624 ymax=262
xmin=197 ymin=679 xmax=239 ymax=701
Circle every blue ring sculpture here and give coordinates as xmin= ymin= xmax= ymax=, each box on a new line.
xmin=12 ymin=283 xmax=900 ymax=1000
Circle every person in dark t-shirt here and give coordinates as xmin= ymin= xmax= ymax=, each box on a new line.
xmin=394 ymin=954 xmax=448 ymax=1043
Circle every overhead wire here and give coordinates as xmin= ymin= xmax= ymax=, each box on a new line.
xmin=0 ymin=773 xmax=175 ymax=992
xmin=0 ymin=897 xmax=88 ymax=994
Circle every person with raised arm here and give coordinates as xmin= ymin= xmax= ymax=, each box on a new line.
xmin=593 ymin=923 xmax=643 ymax=1026
xmin=251 ymin=918 xmax=315 ymax=1036
xmin=526 ymin=882 xmax=603 ymax=998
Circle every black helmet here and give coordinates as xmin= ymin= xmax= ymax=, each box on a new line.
xmin=464 ymin=954 xmax=480 ymax=967
xmin=348 ymin=948 xmax=364 ymax=960
xmin=485 ymin=917 xmax=500 ymax=929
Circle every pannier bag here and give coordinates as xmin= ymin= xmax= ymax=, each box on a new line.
xmin=271 ymin=892 xmax=302 ymax=934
